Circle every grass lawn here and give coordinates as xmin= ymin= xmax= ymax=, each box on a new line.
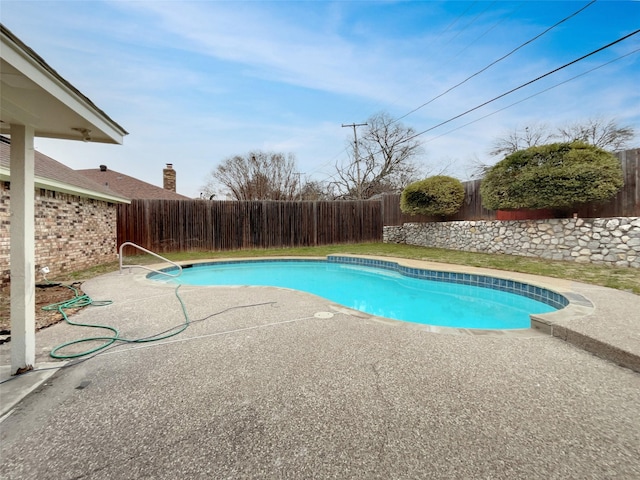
xmin=64 ymin=242 xmax=639 ymax=295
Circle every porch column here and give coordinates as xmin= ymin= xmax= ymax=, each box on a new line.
xmin=10 ymin=124 xmax=36 ymax=374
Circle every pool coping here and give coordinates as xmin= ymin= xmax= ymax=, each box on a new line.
xmin=327 ymin=255 xmax=598 ymax=335
xmin=145 ymin=254 xmax=595 ymax=338
xmin=324 ymin=254 xmax=596 ymax=336
xmin=331 ymin=256 xmax=639 ymax=373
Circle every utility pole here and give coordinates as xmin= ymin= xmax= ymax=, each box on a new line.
xmin=342 ymin=122 xmax=367 ymax=199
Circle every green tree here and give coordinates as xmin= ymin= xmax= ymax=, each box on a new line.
xmin=480 ymin=142 xmax=623 ymax=211
xmin=401 ymin=175 xmax=465 ymax=216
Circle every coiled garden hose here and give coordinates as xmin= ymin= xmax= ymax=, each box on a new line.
xmin=47 ymin=283 xmax=190 ymax=359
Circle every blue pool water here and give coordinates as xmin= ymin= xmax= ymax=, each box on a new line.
xmin=149 ymin=260 xmax=559 ymax=329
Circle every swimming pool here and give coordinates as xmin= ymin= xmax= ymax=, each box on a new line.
xmin=149 ymin=257 xmax=565 ymax=330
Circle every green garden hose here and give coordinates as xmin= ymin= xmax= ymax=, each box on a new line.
xmin=47 ymin=283 xmax=190 ymax=359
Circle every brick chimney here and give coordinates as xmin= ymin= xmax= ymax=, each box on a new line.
xmin=163 ymin=163 xmax=176 ymax=192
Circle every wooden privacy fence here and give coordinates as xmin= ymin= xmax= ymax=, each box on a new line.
xmin=117 ymin=150 xmax=638 ymax=251
xmin=117 ymin=200 xmax=383 ymax=253
xmin=383 ymin=148 xmax=640 ymax=225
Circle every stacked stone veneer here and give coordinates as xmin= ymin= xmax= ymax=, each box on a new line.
xmin=384 ymin=217 xmax=640 ymax=268
xmin=0 ymin=182 xmax=119 ymax=289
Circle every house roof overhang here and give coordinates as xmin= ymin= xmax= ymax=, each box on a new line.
xmin=0 ymin=24 xmax=128 ymax=143
xmin=0 ymin=166 xmax=131 ymax=204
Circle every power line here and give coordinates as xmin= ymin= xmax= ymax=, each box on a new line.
xmin=308 ymin=35 xmax=636 ymax=186
xmin=402 ymin=28 xmax=640 ymax=144
xmin=419 ymin=47 xmax=640 ymax=148
xmin=446 ymin=2 xmax=526 ymax=66
xmin=309 ymin=38 xmax=636 ymax=187
xmin=350 ymin=2 xmax=523 ymax=130
xmin=305 ymin=2 xmax=544 ymax=178
xmin=316 ymin=47 xmax=638 ymax=187
xmin=320 ymin=28 xmax=639 ymax=183
xmin=307 ymin=2 xmax=629 ymax=184
xmin=445 ymin=1 xmax=498 ymax=45
xmin=438 ymin=1 xmax=478 ymax=40
xmin=394 ymin=0 xmax=597 ymax=123
xmin=306 ymin=2 xmax=513 ymax=180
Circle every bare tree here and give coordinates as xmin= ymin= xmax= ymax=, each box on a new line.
xmin=464 ymin=153 xmax=493 ymax=180
xmin=202 ymin=151 xmax=300 ymax=200
xmin=298 ymin=180 xmax=332 ymax=201
xmin=556 ymin=117 xmax=635 ymax=152
xmin=489 ymin=118 xmax=635 ymax=159
xmin=332 ymin=112 xmax=427 ymax=199
xmin=488 ymin=122 xmax=553 ymax=158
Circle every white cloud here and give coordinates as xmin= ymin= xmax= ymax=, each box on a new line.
xmin=3 ymin=0 xmax=639 ymax=198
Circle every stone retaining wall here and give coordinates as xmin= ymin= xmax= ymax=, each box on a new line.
xmin=1 ymin=182 xmax=119 ymax=289
xmin=384 ymin=217 xmax=640 ymax=268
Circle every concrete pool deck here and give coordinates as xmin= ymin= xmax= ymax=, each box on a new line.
xmin=1 ymin=256 xmax=639 ymax=478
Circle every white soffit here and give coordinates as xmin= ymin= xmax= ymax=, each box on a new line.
xmin=0 ymin=25 xmax=128 ymax=144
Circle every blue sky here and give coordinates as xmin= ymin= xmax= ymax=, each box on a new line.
xmin=2 ymin=0 xmax=639 ymax=197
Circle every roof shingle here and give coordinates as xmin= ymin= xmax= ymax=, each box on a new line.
xmin=0 ymin=137 xmax=128 ymax=201
xmin=76 ymin=166 xmax=191 ymax=200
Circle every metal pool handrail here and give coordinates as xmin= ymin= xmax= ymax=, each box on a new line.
xmin=118 ymin=242 xmax=182 ymax=278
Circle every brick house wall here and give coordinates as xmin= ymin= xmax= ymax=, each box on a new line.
xmin=0 ymin=181 xmax=118 ymax=289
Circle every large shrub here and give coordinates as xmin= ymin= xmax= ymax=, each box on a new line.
xmin=401 ymin=175 xmax=465 ymax=216
xmin=480 ymin=142 xmax=624 ymax=211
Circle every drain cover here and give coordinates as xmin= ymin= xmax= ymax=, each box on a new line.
xmin=314 ymin=312 xmax=334 ymax=319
